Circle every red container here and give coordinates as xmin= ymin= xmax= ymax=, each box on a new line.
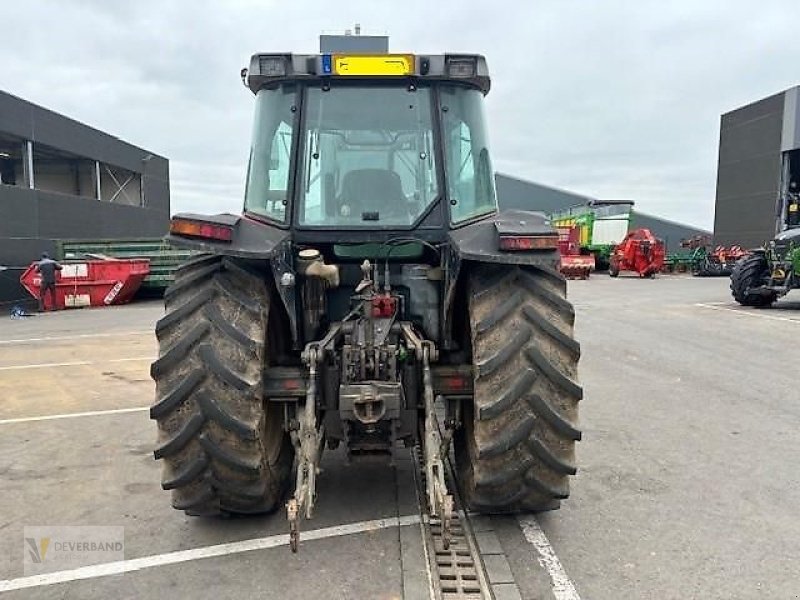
xmin=20 ymin=258 xmax=150 ymax=310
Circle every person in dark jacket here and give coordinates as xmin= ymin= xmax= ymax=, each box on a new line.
xmin=35 ymin=252 xmax=62 ymax=311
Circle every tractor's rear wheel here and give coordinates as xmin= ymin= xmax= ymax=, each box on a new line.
xmin=455 ymin=265 xmax=582 ymax=512
xmin=150 ymin=255 xmax=293 ymax=516
xmin=730 ymin=254 xmax=776 ymax=307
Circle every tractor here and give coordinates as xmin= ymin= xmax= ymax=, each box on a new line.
xmin=731 ymin=171 xmax=800 ymax=306
xmin=149 ymin=51 xmax=582 ymax=551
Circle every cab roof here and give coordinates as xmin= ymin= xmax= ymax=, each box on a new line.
xmin=244 ymin=53 xmax=491 ymax=95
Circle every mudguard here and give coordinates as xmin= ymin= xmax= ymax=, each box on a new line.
xmin=166 ymin=212 xmax=290 ymax=259
xmin=167 ymin=212 xmax=300 ymax=346
xmin=448 ymin=209 xmax=560 ymax=268
xmin=442 ymin=209 xmax=562 ymax=349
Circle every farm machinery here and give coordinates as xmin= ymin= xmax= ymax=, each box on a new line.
xmin=694 ymin=243 xmax=746 ymax=276
xmin=659 ymin=236 xmax=744 ymax=276
xmin=557 ymin=225 xmax=595 ymax=278
xmin=149 ymin=50 xmax=582 ymax=551
xmin=550 ymin=200 xmax=633 ymax=270
xmin=662 ymin=245 xmax=703 ymax=273
xmin=664 ymin=235 xmax=745 ymax=276
xmin=608 ymin=228 xmax=665 ymax=278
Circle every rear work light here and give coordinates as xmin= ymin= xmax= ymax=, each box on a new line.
xmin=170 ymin=219 xmax=233 ymax=242
xmin=258 ymin=55 xmax=288 ymax=77
xmin=446 ymin=56 xmax=477 ymax=78
xmin=498 ymin=234 xmax=559 ymax=251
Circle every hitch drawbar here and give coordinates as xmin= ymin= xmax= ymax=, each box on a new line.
xmin=285 ymin=326 xmax=457 ymax=552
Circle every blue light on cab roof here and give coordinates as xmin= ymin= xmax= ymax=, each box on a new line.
xmin=322 ymin=54 xmax=332 ymax=75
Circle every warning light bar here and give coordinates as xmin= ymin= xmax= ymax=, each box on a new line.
xmin=498 ymin=234 xmax=559 ymax=251
xmin=170 ymin=218 xmax=233 ymax=242
xmin=245 ymin=53 xmax=491 ymax=94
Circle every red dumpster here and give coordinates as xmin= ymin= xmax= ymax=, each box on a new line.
xmin=20 ymin=258 xmax=150 ymax=310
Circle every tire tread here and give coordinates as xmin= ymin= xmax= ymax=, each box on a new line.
xmin=457 ymin=264 xmax=582 ymax=513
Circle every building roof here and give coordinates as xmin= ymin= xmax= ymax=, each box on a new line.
xmin=0 ymin=89 xmax=166 ymax=176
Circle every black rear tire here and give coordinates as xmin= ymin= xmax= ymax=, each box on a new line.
xmin=150 ymin=255 xmax=293 ymax=516
xmin=730 ymin=254 xmax=776 ymax=307
xmin=455 ymin=265 xmax=582 ymax=512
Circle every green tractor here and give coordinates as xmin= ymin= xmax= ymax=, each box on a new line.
xmin=149 ymin=51 xmax=582 ymax=550
xmin=731 ymin=179 xmax=800 ymax=307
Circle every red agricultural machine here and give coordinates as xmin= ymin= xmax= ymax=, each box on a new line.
xmin=557 ymin=226 xmax=595 ymax=279
xmin=609 ymin=228 xmax=665 ymax=278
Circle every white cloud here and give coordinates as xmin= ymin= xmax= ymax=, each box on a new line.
xmin=2 ymin=0 xmax=799 ymax=229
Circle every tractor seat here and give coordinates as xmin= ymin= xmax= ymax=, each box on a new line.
xmin=339 ymin=169 xmax=410 ymax=222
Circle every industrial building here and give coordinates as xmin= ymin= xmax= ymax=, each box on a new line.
xmin=495 ymin=173 xmax=710 ymax=250
xmin=714 ymin=85 xmax=800 ymax=248
xmin=0 ymin=89 xmax=170 ymax=305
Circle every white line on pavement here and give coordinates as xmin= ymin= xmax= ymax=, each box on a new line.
xmin=518 ymin=516 xmax=581 ymax=600
xmin=695 ymin=302 xmax=800 ymax=323
xmin=106 ymin=357 xmax=153 ymax=363
xmin=0 ymin=331 xmax=152 ymax=345
xmin=0 ymin=360 xmax=90 ymax=371
xmin=0 ymin=356 xmax=153 ymax=371
xmin=0 ymin=515 xmax=422 ymax=592
xmin=0 ymin=406 xmax=149 ymax=426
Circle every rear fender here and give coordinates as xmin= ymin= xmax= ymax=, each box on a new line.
xmin=442 ymin=210 xmax=562 ymax=350
xmin=166 ymin=212 xmax=290 ymax=259
xmin=447 ymin=209 xmax=560 ymax=268
xmin=168 ymin=212 xmax=300 ymax=346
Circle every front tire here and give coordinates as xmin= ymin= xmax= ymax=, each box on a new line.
xmin=455 ymin=265 xmax=582 ymax=512
xmin=150 ymin=255 xmax=293 ymax=516
xmin=730 ymin=254 xmax=776 ymax=307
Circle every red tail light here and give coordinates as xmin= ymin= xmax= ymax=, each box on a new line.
xmin=170 ymin=219 xmax=233 ymax=242
xmin=498 ymin=234 xmax=559 ymax=251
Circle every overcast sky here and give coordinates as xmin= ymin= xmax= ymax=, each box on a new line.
xmin=3 ymin=0 xmax=800 ymax=229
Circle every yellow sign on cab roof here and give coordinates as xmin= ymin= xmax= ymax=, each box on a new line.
xmin=333 ymin=54 xmax=414 ymax=77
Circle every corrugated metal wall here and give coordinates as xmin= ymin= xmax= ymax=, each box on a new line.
xmin=713 ymin=92 xmax=785 ymax=248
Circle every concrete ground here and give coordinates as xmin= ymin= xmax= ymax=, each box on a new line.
xmin=0 ymin=277 xmax=798 ymax=598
